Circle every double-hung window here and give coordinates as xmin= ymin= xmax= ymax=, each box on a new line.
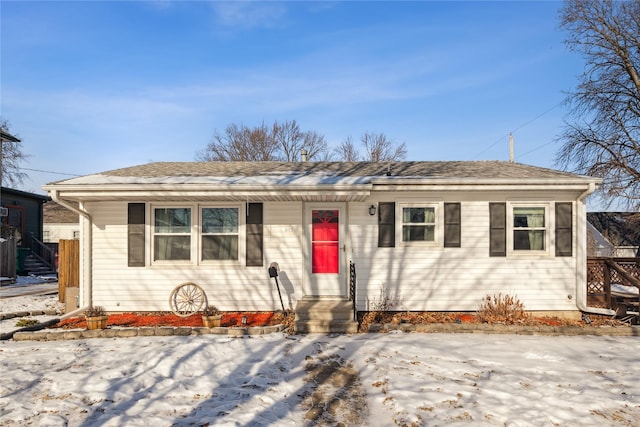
xmin=145 ymin=203 xmax=255 ymax=266
xmin=201 ymin=207 xmax=239 ymax=261
xmin=401 ymin=205 xmax=436 ymax=243
xmin=154 ymin=207 xmax=191 ymax=261
xmin=512 ymin=206 xmax=546 ymax=252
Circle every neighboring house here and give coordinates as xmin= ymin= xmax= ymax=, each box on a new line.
xmin=1 ymin=187 xmax=50 ymax=249
xmin=586 ymin=222 xmax=615 ymax=257
xmin=43 ymin=200 xmax=80 ymax=244
xmin=587 ymin=212 xmax=640 ymax=257
xmin=43 ymin=161 xmax=600 ymax=317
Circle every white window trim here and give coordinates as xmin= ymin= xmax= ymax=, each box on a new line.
xmin=150 ymin=203 xmax=246 ymax=266
xmin=507 ymin=202 xmax=551 ymax=257
xmin=151 ymin=205 xmax=195 ymax=265
xmin=396 ymin=202 xmax=442 ymax=247
xmin=199 ymin=203 xmax=245 ymax=265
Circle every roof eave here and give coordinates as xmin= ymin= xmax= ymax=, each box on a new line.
xmin=43 ymin=183 xmax=375 ymax=202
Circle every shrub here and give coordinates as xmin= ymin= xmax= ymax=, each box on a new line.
xmin=85 ymin=306 xmax=107 ymax=317
xmin=476 ymin=293 xmax=530 ymax=324
xmin=202 ymin=305 xmax=220 ymax=316
xmin=15 ymin=319 xmax=40 ymax=327
xmin=360 ymin=285 xmax=403 ymax=331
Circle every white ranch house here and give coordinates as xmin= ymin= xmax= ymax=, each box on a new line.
xmin=44 ymin=161 xmax=600 ymax=322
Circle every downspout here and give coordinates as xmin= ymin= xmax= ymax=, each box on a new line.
xmin=575 ymin=182 xmax=615 ymax=316
xmin=50 ymin=190 xmax=93 ymax=311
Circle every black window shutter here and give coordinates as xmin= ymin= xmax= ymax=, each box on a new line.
xmin=444 ymin=203 xmax=461 ymax=248
xmin=489 ymin=203 xmax=506 ymax=257
xmin=246 ymin=203 xmax=264 ymax=266
xmin=555 ymin=202 xmax=573 ymax=257
xmin=128 ymin=203 xmax=145 ymax=267
xmin=378 ymin=202 xmax=395 ymax=248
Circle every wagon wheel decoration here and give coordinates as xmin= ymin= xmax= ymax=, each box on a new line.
xmin=169 ymin=282 xmax=208 ymax=317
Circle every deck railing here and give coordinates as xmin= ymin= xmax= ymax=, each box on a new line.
xmin=587 ymin=257 xmax=640 ymax=314
xmin=29 ymin=233 xmax=57 ymax=272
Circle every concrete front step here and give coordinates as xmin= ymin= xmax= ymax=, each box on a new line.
xmin=295 ymin=300 xmax=353 ymax=321
xmin=295 ymin=319 xmax=359 ymax=334
xmin=294 ymin=298 xmax=358 ymax=333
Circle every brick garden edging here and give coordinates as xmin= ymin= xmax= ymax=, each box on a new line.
xmin=6 ymin=321 xmax=639 ymax=341
xmin=0 ymin=310 xmax=59 ymax=320
xmin=12 ymin=324 xmax=286 ymax=341
xmin=368 ymin=322 xmax=639 ymax=336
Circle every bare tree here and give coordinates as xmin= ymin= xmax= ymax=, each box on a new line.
xmin=196 ymin=122 xmax=280 ymax=161
xmin=1 ymin=118 xmax=29 ymax=187
xmin=334 ymin=132 xmax=407 ymax=162
xmin=301 ymin=130 xmax=331 ymax=161
xmin=273 ymin=120 xmax=303 ymax=162
xmin=557 ymin=0 xmax=640 ymax=210
xmin=273 ymin=120 xmax=329 ymax=161
xmin=197 ymin=120 xmax=330 ymax=162
xmin=334 ymin=136 xmax=361 ymax=161
xmin=361 ymin=132 xmax=407 ymax=162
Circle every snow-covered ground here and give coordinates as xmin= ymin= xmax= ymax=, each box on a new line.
xmin=1 ymin=292 xmax=639 ymax=426
xmin=0 ymin=275 xmax=64 ymax=335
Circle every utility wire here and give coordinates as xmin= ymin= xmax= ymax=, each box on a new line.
xmin=472 ymin=100 xmax=564 ymax=160
xmin=518 ymin=140 xmax=556 ymax=158
xmin=18 ymin=167 xmax=82 ymax=177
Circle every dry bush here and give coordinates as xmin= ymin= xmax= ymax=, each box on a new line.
xmin=476 ymin=293 xmax=531 ymax=324
xmin=359 ymin=285 xmax=403 ymax=331
xmin=273 ymin=309 xmax=296 ymax=334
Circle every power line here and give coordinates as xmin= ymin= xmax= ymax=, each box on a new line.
xmin=18 ymin=167 xmax=82 ymax=177
xmin=472 ymin=100 xmax=564 ymax=160
xmin=519 ymin=140 xmax=556 ymax=158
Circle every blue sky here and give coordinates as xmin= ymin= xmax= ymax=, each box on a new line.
xmin=2 ymin=1 xmax=583 ymax=195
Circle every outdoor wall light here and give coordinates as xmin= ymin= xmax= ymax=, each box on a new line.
xmin=369 ymin=204 xmax=377 ymax=216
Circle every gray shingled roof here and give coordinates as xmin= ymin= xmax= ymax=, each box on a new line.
xmin=96 ymin=161 xmax=587 ymax=180
xmin=44 ymin=161 xmax=599 ymax=202
xmin=43 ymin=201 xmax=79 ymax=223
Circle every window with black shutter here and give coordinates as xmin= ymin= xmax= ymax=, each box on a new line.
xmin=444 ymin=203 xmax=461 ymax=248
xmin=555 ymin=202 xmax=573 ymax=257
xmin=128 ymin=203 xmax=145 ymax=267
xmin=246 ymin=203 xmax=264 ymax=266
xmin=378 ymin=202 xmax=395 ymax=248
xmin=489 ymin=203 xmax=506 ymax=257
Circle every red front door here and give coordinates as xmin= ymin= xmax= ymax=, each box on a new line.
xmin=311 ymin=210 xmax=339 ymax=274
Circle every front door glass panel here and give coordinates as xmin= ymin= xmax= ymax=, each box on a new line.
xmin=311 ymin=210 xmax=339 ymax=273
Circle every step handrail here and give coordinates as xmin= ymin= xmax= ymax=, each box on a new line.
xmin=29 ymin=233 xmax=56 ymax=272
xmin=349 ymin=260 xmax=356 ymax=321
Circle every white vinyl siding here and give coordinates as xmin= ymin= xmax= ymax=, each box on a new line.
xmin=349 ymin=195 xmax=578 ymax=313
xmin=43 ymin=223 xmax=80 ymax=243
xmin=87 ymin=201 xmax=303 ymax=312
xmin=84 ymin=192 xmax=580 ymax=315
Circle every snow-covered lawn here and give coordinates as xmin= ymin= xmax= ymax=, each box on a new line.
xmin=1 ymin=329 xmax=638 ymax=426
xmin=1 ymin=286 xmax=639 ymax=426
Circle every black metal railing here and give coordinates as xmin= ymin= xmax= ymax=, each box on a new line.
xmin=349 ymin=260 xmax=356 ymax=321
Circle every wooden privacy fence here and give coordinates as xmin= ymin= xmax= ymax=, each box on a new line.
xmin=0 ymin=238 xmax=17 ymax=279
xmin=58 ymin=239 xmax=79 ymax=303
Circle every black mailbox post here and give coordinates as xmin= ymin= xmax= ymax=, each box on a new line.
xmin=269 ymin=262 xmax=285 ymax=312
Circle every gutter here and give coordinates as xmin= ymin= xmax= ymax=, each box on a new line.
xmin=574 ymin=182 xmax=616 ymax=316
xmin=50 ymin=190 xmax=93 ymax=310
